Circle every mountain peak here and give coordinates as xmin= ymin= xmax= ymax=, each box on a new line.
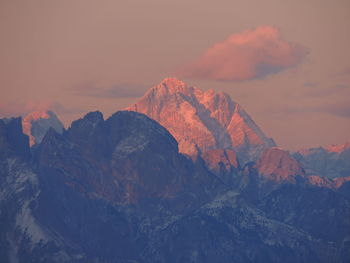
xmin=160 ymin=77 xmax=188 ymax=89
xmin=127 ymin=78 xmax=275 ymax=162
xmin=151 ymin=78 xmax=232 ymax=105
xmin=148 ymin=77 xmax=197 ymax=98
xmin=22 ymin=110 xmax=64 ymax=146
xmin=23 ymin=110 xmax=51 ymax=121
xmin=326 ymin=141 xmax=350 ymax=153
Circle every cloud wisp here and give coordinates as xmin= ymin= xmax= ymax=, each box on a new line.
xmin=0 ymin=101 xmax=83 ymax=118
xmin=303 ymin=83 xmax=349 ymax=97
xmin=266 ymin=100 xmax=350 ymax=119
xmin=178 ymin=26 xmax=308 ymax=81
xmin=73 ymin=83 xmax=148 ymax=99
xmin=322 ymin=102 xmax=350 ymax=118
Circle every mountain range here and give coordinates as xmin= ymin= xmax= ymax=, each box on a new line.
xmin=1 ymin=78 xmax=349 ymax=262
xmin=294 ymin=142 xmax=350 ymax=179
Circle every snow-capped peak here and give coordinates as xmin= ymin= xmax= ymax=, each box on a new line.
xmin=126 ymin=78 xmax=275 ymax=162
xmin=160 ymin=77 xmax=188 ymax=89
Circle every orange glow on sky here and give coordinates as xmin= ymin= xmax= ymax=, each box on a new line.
xmin=0 ymin=0 xmax=349 ymax=150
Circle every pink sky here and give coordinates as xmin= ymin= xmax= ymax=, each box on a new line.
xmin=179 ymin=26 xmax=308 ymax=81
xmin=0 ymin=0 xmax=349 ymax=150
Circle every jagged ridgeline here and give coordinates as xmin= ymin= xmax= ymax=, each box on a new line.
xmin=0 ymin=78 xmax=349 ymax=263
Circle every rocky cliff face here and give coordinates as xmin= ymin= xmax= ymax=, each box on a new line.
xmin=126 ymin=77 xmax=275 ymax=163
xmin=0 ymin=117 xmax=31 ymax=160
xmin=0 ymin=111 xmax=349 ymax=263
xmin=201 ymin=149 xmax=241 ymax=186
xmin=22 ymin=110 xmax=64 ymax=146
xmin=256 ymin=147 xmax=305 ymax=183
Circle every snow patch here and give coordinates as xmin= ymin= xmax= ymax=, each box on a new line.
xmin=113 ymin=135 xmax=150 ymax=157
xmin=0 ymin=159 xmax=38 ymax=200
xmin=15 ymin=197 xmax=48 ymax=245
xmin=202 ymin=191 xmax=239 ymax=210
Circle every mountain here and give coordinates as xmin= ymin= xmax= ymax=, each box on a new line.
xmin=126 ymin=77 xmax=275 ymax=162
xmin=293 ymin=142 xmax=350 ymax=178
xmin=0 ymin=111 xmax=220 ymax=262
xmin=255 ymin=147 xmax=305 ymax=183
xmin=22 ymin=110 xmax=64 ymax=146
xmin=1 ymin=111 xmax=347 ymax=262
xmin=36 ymin=110 xmax=220 ymax=206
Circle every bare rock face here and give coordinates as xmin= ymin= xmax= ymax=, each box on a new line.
xmin=306 ymin=175 xmax=350 ymax=189
xmin=22 ymin=110 xmax=64 ymax=146
xmin=255 ymin=147 xmax=305 ymax=183
xmin=202 ymin=149 xmax=239 ymax=173
xmin=248 ymin=147 xmax=350 ymax=201
xmin=0 ymin=117 xmax=30 ymax=160
xmin=201 ymin=149 xmax=240 ymax=186
xmin=126 ymin=77 xmax=275 ymax=163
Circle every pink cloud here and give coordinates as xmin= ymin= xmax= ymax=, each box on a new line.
xmin=178 ymin=26 xmax=308 ymax=81
xmin=72 ymin=82 xmax=148 ymax=98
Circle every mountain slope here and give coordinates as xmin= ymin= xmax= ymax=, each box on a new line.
xmin=126 ymin=77 xmax=275 ymax=162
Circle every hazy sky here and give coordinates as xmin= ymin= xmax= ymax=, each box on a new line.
xmin=1 ymin=0 xmax=349 ymax=150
